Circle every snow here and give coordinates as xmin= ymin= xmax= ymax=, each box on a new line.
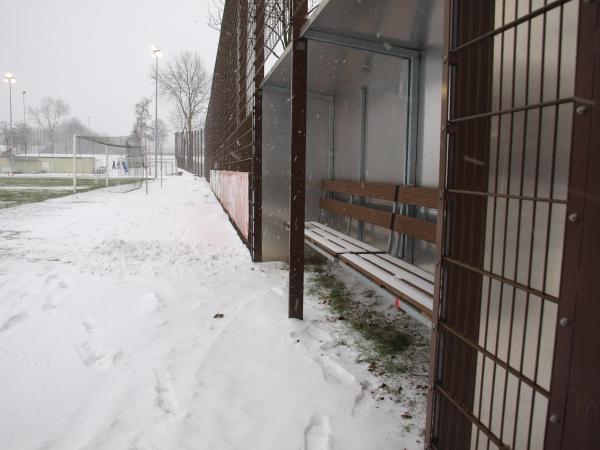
xmin=0 ymin=173 xmax=423 ymax=449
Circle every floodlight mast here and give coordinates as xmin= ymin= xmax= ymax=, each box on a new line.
xmin=4 ymin=73 xmax=16 ymax=174
xmin=72 ymin=134 xmax=77 ymax=193
xmin=151 ymin=45 xmax=162 ymax=185
xmin=22 ymin=91 xmax=27 ymax=156
xmin=105 ymin=138 xmax=109 ymax=188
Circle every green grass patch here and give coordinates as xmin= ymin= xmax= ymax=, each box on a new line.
xmin=0 ymin=177 xmax=144 ymax=208
xmin=0 ymin=177 xmax=142 ymax=187
xmin=0 ymin=189 xmax=73 ymax=207
xmin=307 ymin=264 xmax=413 ymax=374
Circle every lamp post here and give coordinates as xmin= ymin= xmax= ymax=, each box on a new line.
xmin=151 ymin=45 xmax=161 ymax=184
xmin=22 ymin=91 xmax=27 ymax=156
xmin=4 ymin=73 xmax=17 ymax=174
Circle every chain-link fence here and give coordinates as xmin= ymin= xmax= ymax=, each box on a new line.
xmin=73 ymin=135 xmax=145 ymax=193
xmin=0 ymin=135 xmax=148 ymax=208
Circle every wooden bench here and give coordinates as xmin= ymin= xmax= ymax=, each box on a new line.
xmin=304 ymin=179 xmax=438 ymax=324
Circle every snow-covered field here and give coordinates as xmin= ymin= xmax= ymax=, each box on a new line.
xmin=0 ymin=174 xmax=423 ymax=450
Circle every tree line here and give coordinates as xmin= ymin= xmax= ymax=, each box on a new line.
xmin=1 ymin=50 xmax=211 ymax=158
xmin=131 ymin=50 xmax=211 ymax=149
xmin=0 ymin=97 xmax=91 ymax=156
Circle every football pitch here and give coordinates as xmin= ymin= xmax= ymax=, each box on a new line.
xmin=0 ymin=176 xmax=144 ymax=208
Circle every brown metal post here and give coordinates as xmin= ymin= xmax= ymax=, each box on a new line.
xmin=288 ymin=0 xmax=308 ymax=319
xmin=425 ymin=0 xmax=452 ymax=445
xmin=252 ymin=0 xmax=265 ymax=263
xmin=188 ymin=130 xmax=193 ymax=173
xmin=427 ymin=1 xmax=494 ymax=447
xmin=546 ymin=2 xmax=600 ymax=449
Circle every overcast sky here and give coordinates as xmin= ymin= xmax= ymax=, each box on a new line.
xmin=0 ymin=0 xmax=219 ymax=136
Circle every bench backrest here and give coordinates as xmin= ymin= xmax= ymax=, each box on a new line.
xmin=319 ymin=180 xmax=438 ymax=244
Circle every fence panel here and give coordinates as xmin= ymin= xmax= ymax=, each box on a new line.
xmin=428 ymin=1 xmax=586 ymax=449
xmin=210 ymin=170 xmax=249 ymax=239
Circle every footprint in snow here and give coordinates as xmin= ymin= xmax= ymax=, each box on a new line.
xmin=154 ymin=369 xmax=179 ymax=415
xmin=76 ymin=341 xmax=111 ymax=368
xmin=128 ymin=438 xmax=160 ymax=450
xmin=304 ymin=414 xmax=332 ymax=450
xmin=269 ymin=286 xmax=285 ymax=297
xmin=0 ymin=311 xmax=28 ymax=335
xmin=112 ymin=350 xmax=131 ymax=369
xmin=43 ymin=273 xmax=59 ymax=286
xmin=42 ymin=295 xmax=64 ymax=314
xmin=351 ymin=380 xmax=373 ymax=418
xmin=316 ymin=355 xmax=356 ymax=386
xmin=82 ymin=316 xmax=105 ymax=335
xmin=43 ymin=273 xmax=68 ymax=289
xmin=75 ymin=341 xmax=128 ymax=370
xmin=291 ymin=327 xmax=356 ymax=385
xmin=144 ymin=291 xmax=165 ymax=311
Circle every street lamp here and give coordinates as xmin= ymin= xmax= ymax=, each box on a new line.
xmin=22 ymin=91 xmax=27 ymax=156
xmin=151 ymin=45 xmax=162 ymax=185
xmin=4 ymin=73 xmax=17 ymax=173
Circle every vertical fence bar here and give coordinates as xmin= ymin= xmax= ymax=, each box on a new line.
xmin=105 ymin=139 xmax=108 ymax=187
xmin=428 ymin=1 xmax=585 ymax=448
xmin=72 ymin=134 xmax=77 ymax=193
xmin=252 ymin=0 xmax=264 ymax=262
xmin=288 ymin=0 xmax=308 ymax=319
xmin=425 ymin=0 xmax=452 ymax=445
xmin=546 ymin=2 xmax=599 ymax=449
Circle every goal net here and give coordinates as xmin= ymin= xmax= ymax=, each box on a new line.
xmin=73 ymin=135 xmax=147 ymax=193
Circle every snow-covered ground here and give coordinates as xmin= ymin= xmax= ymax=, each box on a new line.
xmin=0 ymin=174 xmax=423 ymax=450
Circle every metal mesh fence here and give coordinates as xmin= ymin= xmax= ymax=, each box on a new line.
xmin=175 ymin=129 xmax=203 ymax=175
xmin=427 ymin=1 xmax=586 ymax=449
xmin=0 ymin=135 xmax=147 ymax=208
xmin=73 ymin=135 xmax=145 ymax=193
xmin=205 ymin=0 xmax=319 ymax=261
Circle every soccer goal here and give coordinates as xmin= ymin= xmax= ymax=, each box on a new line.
xmin=72 ymin=134 xmax=148 ymax=194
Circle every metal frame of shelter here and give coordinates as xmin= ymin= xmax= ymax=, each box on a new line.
xmin=204 ymin=1 xmax=600 ymax=448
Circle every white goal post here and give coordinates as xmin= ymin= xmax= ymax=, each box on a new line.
xmin=72 ymin=134 xmax=147 ymax=194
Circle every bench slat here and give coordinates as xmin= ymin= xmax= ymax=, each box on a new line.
xmin=309 ymin=227 xmax=371 ymax=253
xmin=392 ymin=215 xmax=437 ymax=243
xmin=321 ymin=180 xmax=396 ymax=201
xmin=305 ymin=229 xmax=352 ymax=255
xmin=397 ymin=186 xmax=438 ymax=210
xmin=377 ymin=254 xmax=435 ymax=283
xmin=320 ymin=198 xmax=393 ymax=229
xmin=359 ymin=254 xmax=434 ymax=296
xmin=307 ymin=222 xmax=381 ymax=253
xmin=340 ymin=253 xmax=433 ymax=317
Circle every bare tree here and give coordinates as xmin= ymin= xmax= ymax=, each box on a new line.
xmin=29 ymin=97 xmax=70 ymax=153
xmin=208 ymin=0 xmax=291 ymax=57
xmin=207 ymin=0 xmax=320 ymax=58
xmin=60 ymin=117 xmax=89 ymax=151
xmin=150 ymin=118 xmax=169 ymax=149
xmin=0 ymin=122 xmax=13 ymax=155
xmin=207 ymin=0 xmax=226 ymax=32
xmin=154 ymin=51 xmax=210 ymax=134
xmin=132 ymin=97 xmax=153 ymax=135
xmin=14 ymin=122 xmax=32 ymax=155
xmin=168 ymin=107 xmax=188 ymax=135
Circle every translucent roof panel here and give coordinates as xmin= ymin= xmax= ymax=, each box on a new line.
xmin=263 ymin=0 xmax=442 ymax=94
xmin=264 ymin=40 xmax=408 ymax=97
xmin=306 ymin=0 xmax=434 ymax=49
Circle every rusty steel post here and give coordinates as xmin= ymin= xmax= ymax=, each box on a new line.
xmin=425 ymin=0 xmax=452 ymax=445
xmin=288 ymin=0 xmax=308 ymax=320
xmin=253 ymin=0 xmax=265 ymax=262
xmin=545 ymin=2 xmax=600 ymax=449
